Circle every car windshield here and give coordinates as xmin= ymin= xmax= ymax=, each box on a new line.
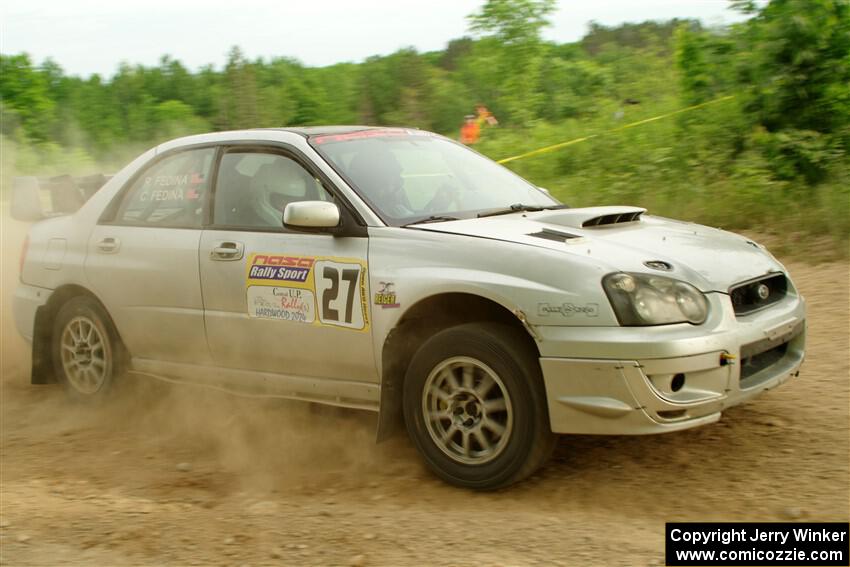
xmin=310 ymin=129 xmax=559 ymax=226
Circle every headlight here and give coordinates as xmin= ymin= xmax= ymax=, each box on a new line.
xmin=603 ymin=272 xmax=708 ymax=326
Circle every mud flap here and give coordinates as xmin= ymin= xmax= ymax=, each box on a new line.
xmin=375 ymin=326 xmax=411 ymax=443
xmin=30 ymin=306 xmax=55 ymax=384
xmin=375 ymin=379 xmax=401 ymax=442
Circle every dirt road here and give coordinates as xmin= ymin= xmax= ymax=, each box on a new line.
xmin=1 ymin=214 xmax=848 ymax=566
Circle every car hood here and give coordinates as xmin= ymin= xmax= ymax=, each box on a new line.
xmin=412 ymin=206 xmax=784 ymax=292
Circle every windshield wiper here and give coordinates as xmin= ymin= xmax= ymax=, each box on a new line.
xmin=477 ymin=203 xmax=567 ymax=218
xmin=402 ymin=215 xmax=462 ymax=227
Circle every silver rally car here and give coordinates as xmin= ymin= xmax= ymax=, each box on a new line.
xmin=12 ymin=126 xmax=806 ymax=489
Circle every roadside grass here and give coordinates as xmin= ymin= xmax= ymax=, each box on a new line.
xmin=475 ymin=104 xmax=850 ymax=261
xmin=2 ymin=110 xmax=847 ymax=262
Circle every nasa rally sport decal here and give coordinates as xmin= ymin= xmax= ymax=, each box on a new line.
xmin=245 ymin=253 xmax=369 ymax=331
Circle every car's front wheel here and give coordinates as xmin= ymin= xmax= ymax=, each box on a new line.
xmin=403 ymin=323 xmax=555 ymax=489
xmin=52 ymin=296 xmax=122 ymax=401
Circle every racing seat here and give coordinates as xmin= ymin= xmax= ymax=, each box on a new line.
xmin=214 ymin=164 xmax=253 ymax=226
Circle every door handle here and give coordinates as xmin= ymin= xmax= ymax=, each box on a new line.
xmin=97 ymin=237 xmax=120 ymax=253
xmin=210 ymin=241 xmax=244 ymax=261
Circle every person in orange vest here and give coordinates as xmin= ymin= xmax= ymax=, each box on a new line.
xmin=460 ymin=115 xmax=480 ymax=145
xmin=476 ymin=104 xmax=498 ymax=127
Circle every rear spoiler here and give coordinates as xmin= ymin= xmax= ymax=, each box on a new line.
xmin=11 ymin=174 xmax=111 ymax=221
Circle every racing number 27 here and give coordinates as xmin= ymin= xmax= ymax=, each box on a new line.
xmin=315 ymin=260 xmax=366 ymax=330
xmin=322 ymin=267 xmax=358 ymax=323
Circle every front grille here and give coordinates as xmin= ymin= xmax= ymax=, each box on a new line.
xmin=730 ymin=273 xmax=787 ymax=315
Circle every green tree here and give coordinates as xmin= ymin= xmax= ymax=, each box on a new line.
xmin=220 ymin=47 xmax=259 ymax=129
xmin=468 ymin=0 xmax=556 ymax=125
xmin=154 ymin=99 xmax=208 ymax=138
xmin=468 ymin=0 xmax=556 ymax=46
xmin=737 ymin=0 xmax=850 ymax=134
xmin=735 ymin=0 xmax=850 ymax=182
xmin=0 ymin=54 xmax=56 ymax=142
xmin=675 ymin=25 xmax=712 ymax=104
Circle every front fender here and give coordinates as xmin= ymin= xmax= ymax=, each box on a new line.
xmin=368 ymin=228 xmax=619 ymax=368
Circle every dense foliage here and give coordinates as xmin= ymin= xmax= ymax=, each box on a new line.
xmin=1 ymin=0 xmax=847 ymax=254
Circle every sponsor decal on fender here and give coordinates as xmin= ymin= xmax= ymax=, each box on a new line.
xmin=374 ymin=281 xmax=400 ymax=308
xmin=537 ymin=302 xmax=599 ymax=318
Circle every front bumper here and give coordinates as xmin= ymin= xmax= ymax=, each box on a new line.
xmin=537 ymin=289 xmax=806 ymax=435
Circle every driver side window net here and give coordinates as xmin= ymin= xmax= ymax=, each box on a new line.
xmin=214 ymin=152 xmax=332 ymax=229
xmin=116 ymin=148 xmax=215 ymax=228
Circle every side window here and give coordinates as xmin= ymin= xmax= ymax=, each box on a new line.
xmin=115 ymin=148 xmax=215 ymax=228
xmin=213 ymin=151 xmax=333 ymax=229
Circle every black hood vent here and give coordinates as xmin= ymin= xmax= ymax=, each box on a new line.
xmin=528 ymin=229 xmax=580 ymax=242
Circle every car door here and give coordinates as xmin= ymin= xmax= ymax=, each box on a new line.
xmin=199 ymin=146 xmax=376 ymax=384
xmin=85 ymin=146 xmax=216 ymax=364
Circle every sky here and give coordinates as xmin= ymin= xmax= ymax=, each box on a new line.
xmin=1 ymin=0 xmax=752 ymax=77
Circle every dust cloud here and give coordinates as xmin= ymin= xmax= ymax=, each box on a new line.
xmin=0 ymin=196 xmax=415 ymax=501
xmin=1 ymin=209 xmax=33 ymax=381
xmin=1 ymin=172 xmax=848 ymax=565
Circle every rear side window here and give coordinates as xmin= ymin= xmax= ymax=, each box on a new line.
xmin=213 ymin=151 xmax=332 ymax=229
xmin=114 ymin=148 xmax=215 ymax=228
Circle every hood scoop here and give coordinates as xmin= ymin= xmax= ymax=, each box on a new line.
xmin=582 ymin=208 xmax=645 ymax=227
xmin=534 ymin=206 xmax=647 ymax=230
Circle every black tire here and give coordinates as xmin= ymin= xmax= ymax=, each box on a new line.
xmin=403 ymin=323 xmax=556 ymax=489
xmin=52 ymin=296 xmax=124 ymax=401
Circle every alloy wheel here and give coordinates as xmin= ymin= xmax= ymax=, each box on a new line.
xmin=59 ymin=316 xmax=108 ymax=395
xmin=422 ymin=356 xmax=513 ymax=465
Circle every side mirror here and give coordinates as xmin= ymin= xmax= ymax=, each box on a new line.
xmin=283 ymin=201 xmax=340 ymax=230
xmin=11 ymin=177 xmax=46 ymax=222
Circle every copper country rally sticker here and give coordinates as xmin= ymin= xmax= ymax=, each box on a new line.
xmin=245 ymin=253 xmax=369 ymax=331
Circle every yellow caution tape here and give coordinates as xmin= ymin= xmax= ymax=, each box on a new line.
xmin=497 ymin=95 xmax=735 ymax=164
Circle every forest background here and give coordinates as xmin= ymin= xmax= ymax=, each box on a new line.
xmin=2 ymin=0 xmax=847 ymax=257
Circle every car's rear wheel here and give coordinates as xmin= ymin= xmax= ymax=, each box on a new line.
xmin=403 ymin=323 xmax=555 ymax=489
xmin=52 ymin=296 xmax=122 ymax=401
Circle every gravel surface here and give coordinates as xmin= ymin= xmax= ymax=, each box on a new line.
xmin=2 ymin=215 xmax=847 ymax=566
